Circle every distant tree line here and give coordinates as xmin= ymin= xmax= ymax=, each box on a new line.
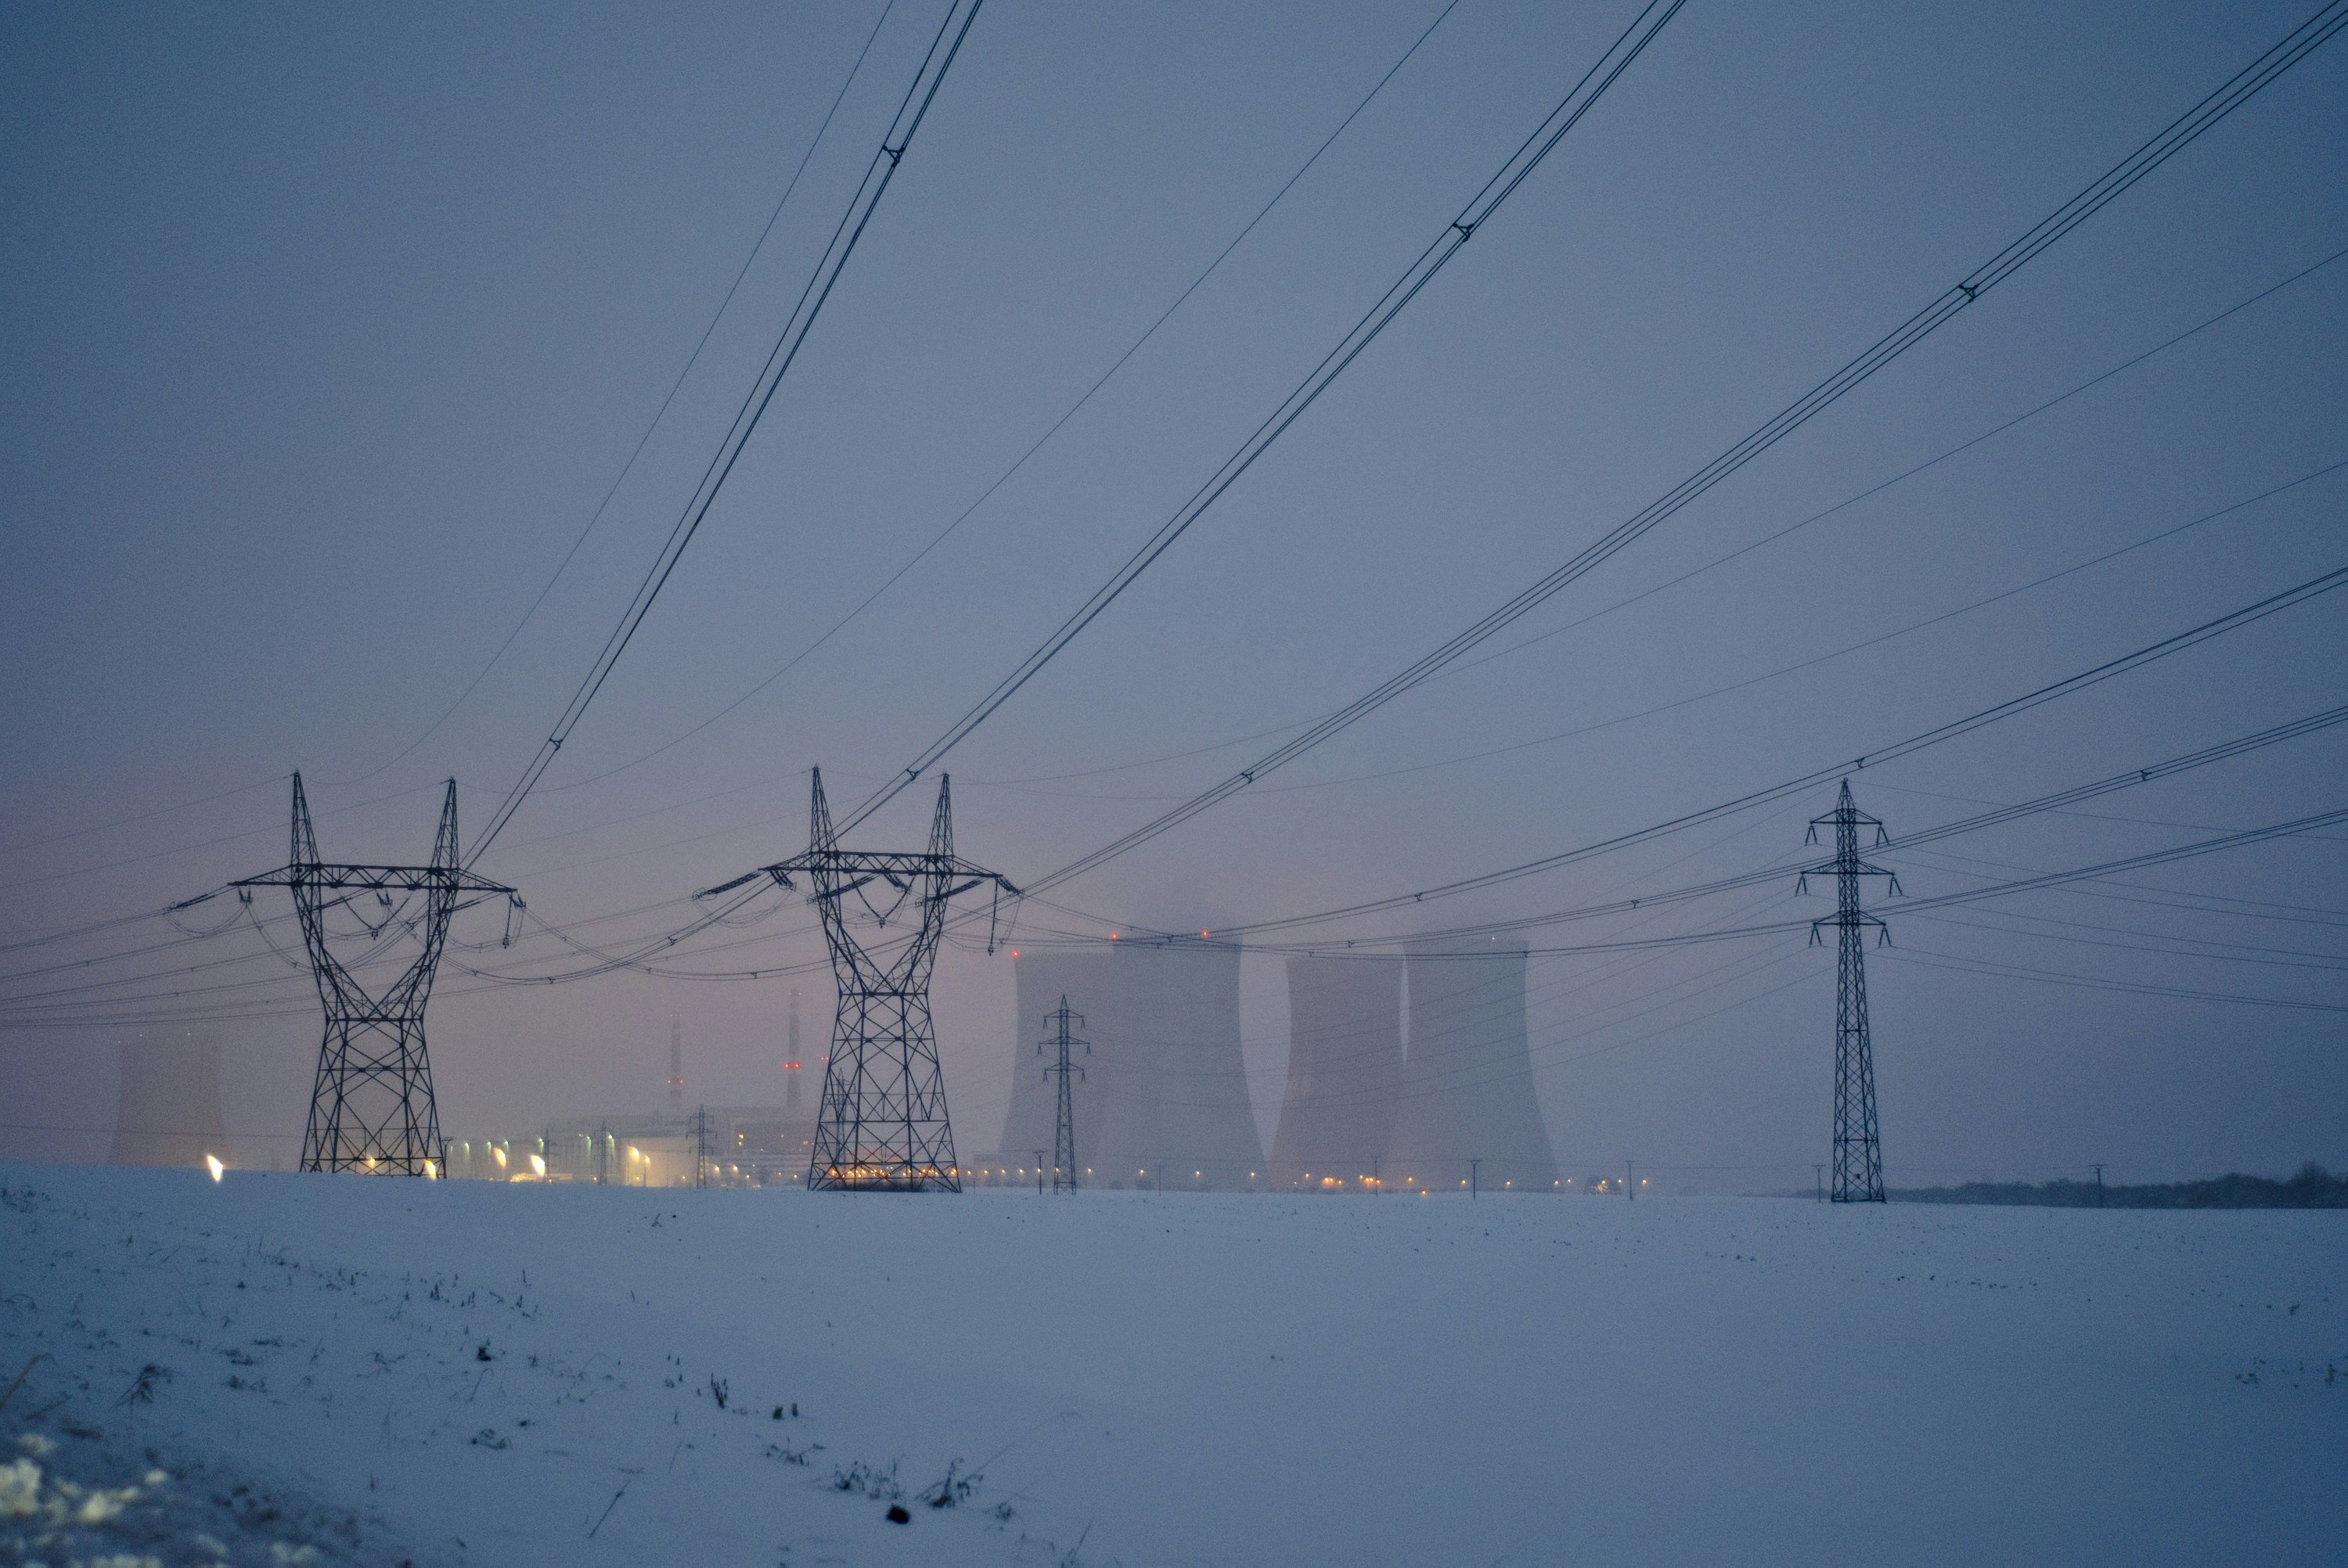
xmin=1892 ymin=1163 xmax=2347 ymax=1210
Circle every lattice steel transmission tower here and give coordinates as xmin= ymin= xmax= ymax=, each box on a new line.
xmin=1039 ymin=995 xmax=1087 ymax=1193
xmin=705 ymin=770 xmax=1015 ymax=1192
xmin=690 ymin=1105 xmax=714 ymax=1189
xmin=1799 ymin=779 xmax=1900 ymax=1203
xmin=235 ymin=774 xmax=513 ymax=1175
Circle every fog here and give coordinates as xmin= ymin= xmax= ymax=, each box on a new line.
xmin=3 ymin=0 xmax=2344 ymax=1190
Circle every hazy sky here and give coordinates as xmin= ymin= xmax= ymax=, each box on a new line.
xmin=3 ymin=1 xmax=2343 ymax=1187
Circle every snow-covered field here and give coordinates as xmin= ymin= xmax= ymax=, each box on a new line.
xmin=2 ymin=1166 xmax=2340 ymax=1566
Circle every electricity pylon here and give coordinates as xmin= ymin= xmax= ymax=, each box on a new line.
xmin=704 ymin=770 xmax=1016 ymax=1192
xmin=235 ymin=774 xmax=513 ymax=1175
xmin=1799 ymin=779 xmax=1900 ymax=1203
xmin=1039 ymin=995 xmax=1087 ymax=1193
xmin=691 ymin=1105 xmax=714 ymax=1189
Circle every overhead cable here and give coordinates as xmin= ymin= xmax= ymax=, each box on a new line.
xmin=333 ymin=0 xmax=906 ymax=789
xmin=1882 ymin=946 xmax=2348 ymax=1014
xmin=974 ymin=453 xmax=2346 ymax=806
xmin=1226 ymin=697 xmax=2348 ymax=950
xmin=542 ymin=0 xmax=1469 ymax=796
xmin=833 ymin=0 xmax=1690 ymax=836
xmin=968 ymin=237 xmax=2348 ymax=796
xmin=1046 ymin=566 xmax=2348 ymax=943
xmin=464 ymin=0 xmax=988 ymax=866
xmin=1022 ymin=2 xmax=2348 ymax=894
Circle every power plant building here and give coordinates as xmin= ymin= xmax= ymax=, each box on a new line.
xmin=1267 ymin=955 xmax=1403 ymax=1189
xmin=1382 ymin=938 xmax=1559 ymax=1193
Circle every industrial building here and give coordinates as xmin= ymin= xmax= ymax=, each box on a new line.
xmin=1267 ymin=955 xmax=1404 ymax=1190
xmin=109 ymin=1027 xmax=227 ymax=1170
xmin=989 ymin=938 xmax=1262 ymax=1190
xmin=1382 ymin=937 xmax=1561 ymax=1192
xmin=447 ymin=997 xmax=827 ymax=1185
xmin=448 ymin=1102 xmax=820 ymax=1187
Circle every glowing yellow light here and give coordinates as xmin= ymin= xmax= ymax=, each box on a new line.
xmin=204 ymin=1154 xmax=224 ymax=1182
xmin=493 ymin=1147 xmax=508 ymax=1168
xmin=424 ymin=1160 xmax=438 ymax=1179
xmin=530 ymin=1153 xmax=547 ymax=1177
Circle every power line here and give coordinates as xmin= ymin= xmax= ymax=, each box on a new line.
xmin=832 ymin=0 xmax=1690 ymax=837
xmin=964 ymin=237 xmax=2348 ymax=796
xmin=1254 ymin=800 xmax=2348 ymax=963
xmin=1211 ymin=701 xmax=2348 ymax=957
xmin=540 ymin=0 xmax=1469 ymax=797
xmin=1172 ymin=570 xmax=2348 ymax=943
xmin=1906 ymin=910 xmax=2348 ymax=973
xmin=1017 ymin=5 xmax=2348 ymax=894
xmin=1882 ymin=946 xmax=2348 ymax=1015
xmin=463 ymin=0 xmax=989 ymax=867
xmin=1885 ymin=841 xmax=2348 ymax=928
xmin=368 ymin=667 xmax=2348 ymax=991
xmin=960 ymin=453 xmax=2347 ymax=807
xmin=330 ymin=0 xmax=906 ymax=789
xmin=0 ymin=779 xmax=456 ymax=894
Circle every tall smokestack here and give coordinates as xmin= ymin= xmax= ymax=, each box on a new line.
xmin=668 ymin=1012 xmax=683 ymax=1117
xmin=786 ymin=989 xmax=802 ymax=1110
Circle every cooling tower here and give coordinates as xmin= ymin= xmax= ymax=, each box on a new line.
xmin=1268 ymin=955 xmax=1403 ymax=1189
xmin=1092 ymin=937 xmax=1261 ymax=1190
xmin=109 ymin=1027 xmax=227 ymax=1168
xmin=1000 ymin=940 xmax=1262 ymax=1189
xmin=1383 ymin=939 xmax=1558 ymax=1192
xmin=999 ymin=949 xmax=1117 ymax=1168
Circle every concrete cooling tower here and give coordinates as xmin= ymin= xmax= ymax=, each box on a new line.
xmin=1096 ymin=938 xmax=1260 ymax=1189
xmin=1383 ymin=938 xmax=1559 ymax=1192
xmin=998 ymin=949 xmax=1117 ymax=1170
xmin=109 ymin=1027 xmax=227 ymax=1168
xmin=999 ymin=939 xmax=1262 ymax=1189
xmin=1268 ymin=955 xmax=1403 ymax=1190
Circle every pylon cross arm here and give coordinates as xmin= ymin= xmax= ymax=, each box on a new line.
xmin=236 ymin=863 xmax=512 ymax=895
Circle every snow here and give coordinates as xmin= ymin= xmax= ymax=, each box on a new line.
xmin=2 ymin=1166 xmax=2343 ymax=1566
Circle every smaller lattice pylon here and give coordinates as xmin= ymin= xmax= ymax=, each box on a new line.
xmin=1039 ymin=994 xmax=1088 ymax=1193
xmin=1799 ymin=779 xmax=1900 ymax=1203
